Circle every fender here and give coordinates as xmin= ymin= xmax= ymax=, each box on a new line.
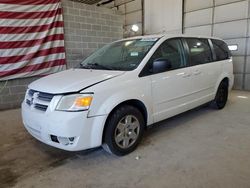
xmin=88 ymin=90 xmax=153 ymax=125
xmin=214 ymin=73 xmax=232 ymax=96
xmin=86 ymin=90 xmax=153 ymax=148
xmin=214 ymin=60 xmax=234 ymax=95
xmin=82 ymin=72 xmax=153 ymax=147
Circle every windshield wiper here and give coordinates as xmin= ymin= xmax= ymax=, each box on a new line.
xmin=79 ymin=64 xmax=91 ymax=69
xmin=87 ymin=63 xmax=114 ymax=70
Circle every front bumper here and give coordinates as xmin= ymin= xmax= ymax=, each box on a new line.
xmin=21 ymin=102 xmax=107 ymax=151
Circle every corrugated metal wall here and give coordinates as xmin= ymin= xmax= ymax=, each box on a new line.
xmin=144 ymin=0 xmax=182 ymax=35
xmin=103 ymin=0 xmax=183 ymax=37
xmin=184 ymin=0 xmax=250 ymax=90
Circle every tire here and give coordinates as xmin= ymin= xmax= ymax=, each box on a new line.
xmin=102 ymin=105 xmax=145 ymax=156
xmin=212 ymin=81 xmax=229 ymax=110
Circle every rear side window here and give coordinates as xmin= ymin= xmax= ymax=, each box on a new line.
xmin=185 ymin=38 xmax=213 ymax=66
xmin=211 ymin=39 xmax=231 ymax=61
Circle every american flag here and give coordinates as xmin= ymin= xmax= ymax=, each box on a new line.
xmin=0 ymin=0 xmax=66 ymax=81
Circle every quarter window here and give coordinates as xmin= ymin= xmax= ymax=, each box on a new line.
xmin=185 ymin=38 xmax=213 ymax=66
xmin=212 ymin=39 xmax=231 ymax=61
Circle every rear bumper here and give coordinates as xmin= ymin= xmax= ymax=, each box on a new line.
xmin=229 ymin=74 xmax=234 ymax=91
xmin=21 ymin=102 xmax=107 ymax=151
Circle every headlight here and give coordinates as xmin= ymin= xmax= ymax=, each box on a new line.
xmin=56 ymin=94 xmax=93 ymax=111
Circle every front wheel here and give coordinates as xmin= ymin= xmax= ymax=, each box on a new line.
xmin=102 ymin=105 xmax=145 ymax=156
xmin=212 ymin=81 xmax=229 ymax=109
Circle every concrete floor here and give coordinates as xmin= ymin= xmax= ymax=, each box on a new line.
xmin=1 ymin=90 xmax=250 ymax=188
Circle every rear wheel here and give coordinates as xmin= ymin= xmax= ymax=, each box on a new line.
xmin=212 ymin=81 xmax=228 ymax=109
xmin=102 ymin=105 xmax=145 ymax=156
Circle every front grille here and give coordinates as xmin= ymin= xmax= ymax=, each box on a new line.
xmin=26 ymin=99 xmax=31 ymax=106
xmin=37 ymin=92 xmax=54 ymax=102
xmin=28 ymin=89 xmax=35 ymax=96
xmin=26 ymin=89 xmax=55 ymax=112
xmin=34 ymin=103 xmax=48 ymax=111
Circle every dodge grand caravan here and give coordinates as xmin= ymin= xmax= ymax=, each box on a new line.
xmin=22 ymin=35 xmax=234 ymax=156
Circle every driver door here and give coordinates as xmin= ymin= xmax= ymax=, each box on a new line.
xmin=149 ymin=39 xmax=193 ymax=122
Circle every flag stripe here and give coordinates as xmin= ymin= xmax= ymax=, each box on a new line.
xmin=0 ymin=40 xmax=64 ymax=57
xmin=0 ymin=0 xmax=60 ymax=5
xmin=0 ymin=8 xmax=62 ymax=19
xmin=0 ymin=0 xmax=66 ymax=80
xmin=0 ymin=3 xmax=60 ymax=12
xmin=2 ymin=53 xmax=65 ymax=71
xmin=0 ymin=59 xmax=65 ymax=77
xmin=0 ymin=14 xmax=63 ymax=27
xmin=0 ymin=21 xmax=64 ymax=34
xmin=0 ymin=47 xmax=65 ymax=64
xmin=0 ymin=27 xmax=64 ymax=42
xmin=0 ymin=34 xmax=64 ymax=49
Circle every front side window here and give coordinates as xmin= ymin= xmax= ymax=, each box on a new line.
xmin=141 ymin=38 xmax=186 ymax=76
xmin=80 ymin=38 xmax=158 ymax=71
xmin=185 ymin=38 xmax=213 ymax=66
xmin=212 ymin=39 xmax=231 ymax=61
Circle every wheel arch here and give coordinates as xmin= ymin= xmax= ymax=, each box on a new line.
xmin=102 ymin=99 xmax=148 ymax=143
xmin=221 ymin=77 xmax=229 ymax=86
xmin=215 ymin=76 xmax=230 ymax=94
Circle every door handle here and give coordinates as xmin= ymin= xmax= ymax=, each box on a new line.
xmin=193 ymin=70 xmax=201 ymax=75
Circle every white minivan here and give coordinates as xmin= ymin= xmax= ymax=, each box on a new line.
xmin=22 ymin=34 xmax=234 ymax=156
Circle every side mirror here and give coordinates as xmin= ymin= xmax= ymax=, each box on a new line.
xmin=152 ymin=58 xmax=172 ymax=74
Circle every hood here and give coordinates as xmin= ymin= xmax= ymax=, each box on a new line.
xmin=29 ymin=68 xmax=125 ymax=94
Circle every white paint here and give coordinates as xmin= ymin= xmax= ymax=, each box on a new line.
xmin=29 ymin=69 xmax=125 ymax=94
xmin=22 ymin=34 xmax=234 ymax=154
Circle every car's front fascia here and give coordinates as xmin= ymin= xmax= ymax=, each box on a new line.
xmin=21 ymin=89 xmax=109 ymax=151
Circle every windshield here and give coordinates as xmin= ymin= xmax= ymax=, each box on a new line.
xmin=80 ymin=38 xmax=159 ymax=71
